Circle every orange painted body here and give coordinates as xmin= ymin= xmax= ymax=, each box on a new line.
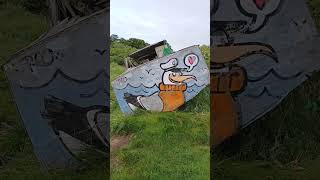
xmin=211 ymin=66 xmax=246 ymax=146
xmin=158 ymin=83 xmax=187 ymax=112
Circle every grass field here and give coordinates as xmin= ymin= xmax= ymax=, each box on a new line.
xmin=0 ymin=3 xmax=107 ymax=180
xmin=213 ymin=0 xmax=320 ymax=179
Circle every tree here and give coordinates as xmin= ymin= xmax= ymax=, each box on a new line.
xmin=125 ymin=38 xmax=148 ymax=49
xmin=200 ymin=45 xmax=210 ymax=66
xmin=110 ymin=41 xmax=137 ymax=66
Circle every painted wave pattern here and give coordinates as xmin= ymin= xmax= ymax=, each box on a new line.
xmin=238 ymin=67 xmax=307 ymax=127
xmin=114 ymin=83 xmax=208 ymax=114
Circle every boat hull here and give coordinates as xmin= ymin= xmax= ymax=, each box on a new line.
xmin=3 ymin=10 xmax=109 ymax=168
xmin=112 ymin=46 xmax=210 ymax=114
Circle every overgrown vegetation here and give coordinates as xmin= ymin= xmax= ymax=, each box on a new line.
xmin=110 ymin=38 xmax=210 ymax=179
xmin=213 ymin=0 xmax=320 ymax=179
xmin=110 ymin=40 xmax=137 ymax=66
xmin=0 ymin=0 xmax=48 ymax=15
xmin=111 ymin=34 xmax=150 ymax=49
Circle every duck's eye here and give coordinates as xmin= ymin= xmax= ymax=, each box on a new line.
xmin=172 ymin=73 xmax=176 ymax=76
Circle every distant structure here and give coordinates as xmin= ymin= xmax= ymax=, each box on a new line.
xmin=124 ymin=40 xmax=173 ymax=69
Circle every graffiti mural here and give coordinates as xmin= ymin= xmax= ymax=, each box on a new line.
xmin=112 ymin=46 xmax=209 ymax=114
xmin=211 ymin=0 xmax=320 ymax=146
xmin=3 ymin=10 xmax=109 ymax=168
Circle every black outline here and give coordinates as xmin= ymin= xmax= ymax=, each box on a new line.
xmin=81 ymin=86 xmax=109 ymax=97
xmin=114 ymin=82 xmax=158 ymax=90
xmin=211 ymin=21 xmax=248 ymax=37
xmin=145 ymin=69 xmax=152 ymax=74
xmin=94 ymin=49 xmax=107 ymax=56
xmin=248 ymin=69 xmax=303 ymax=82
xmin=235 ymin=0 xmax=284 ymax=33
xmin=160 ymin=58 xmax=178 ymax=70
xmin=80 ymin=89 xmax=100 ymax=98
xmin=212 ymin=42 xmax=278 ymax=65
xmin=20 ymin=69 xmax=106 ymax=89
xmin=93 ymin=110 xmax=110 ymax=147
xmin=246 ymin=87 xmax=281 ymax=99
xmin=211 ymin=65 xmax=248 ymax=95
xmin=183 ymin=53 xmax=199 ymax=70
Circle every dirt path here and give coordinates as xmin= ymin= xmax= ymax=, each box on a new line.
xmin=110 ymin=134 xmax=133 ymax=167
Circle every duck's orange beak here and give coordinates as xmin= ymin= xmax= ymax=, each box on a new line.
xmin=211 ymin=43 xmax=277 ymax=65
xmin=169 ymin=74 xmax=197 ymax=83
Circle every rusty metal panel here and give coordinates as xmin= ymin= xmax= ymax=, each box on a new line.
xmin=3 ymin=10 xmax=109 ymax=168
xmin=211 ymin=0 xmax=320 ymax=146
xmin=112 ymin=45 xmax=210 ymax=114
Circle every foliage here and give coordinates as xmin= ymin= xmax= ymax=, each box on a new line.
xmin=0 ymin=0 xmax=48 ymax=15
xmin=121 ymin=38 xmax=149 ymax=49
xmin=110 ymin=41 xmax=137 ymax=66
xmin=200 ymin=45 xmax=210 ymax=65
xmin=110 ymin=36 xmax=151 ymax=66
xmin=111 ymin=35 xmax=149 ymax=48
xmin=308 ymin=0 xmax=320 ymax=29
xmin=21 ymin=0 xmax=48 ymax=15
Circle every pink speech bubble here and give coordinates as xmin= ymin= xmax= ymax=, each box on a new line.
xmin=184 ymin=54 xmax=199 ymax=72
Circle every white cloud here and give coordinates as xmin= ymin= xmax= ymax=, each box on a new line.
xmin=110 ymin=0 xmax=210 ymax=50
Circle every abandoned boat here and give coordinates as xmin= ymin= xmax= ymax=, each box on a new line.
xmin=112 ymin=40 xmax=210 ymax=114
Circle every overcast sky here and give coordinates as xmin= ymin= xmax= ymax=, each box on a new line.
xmin=110 ymin=0 xmax=210 ymax=50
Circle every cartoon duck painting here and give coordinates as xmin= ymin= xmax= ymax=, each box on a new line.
xmin=210 ymin=0 xmax=287 ymax=147
xmin=124 ymin=58 xmax=197 ymax=112
xmin=211 ymin=43 xmax=277 ymax=147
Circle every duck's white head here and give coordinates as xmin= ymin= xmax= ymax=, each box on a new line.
xmin=160 ymin=58 xmax=196 ymax=85
xmin=162 ymin=69 xmax=196 ymax=85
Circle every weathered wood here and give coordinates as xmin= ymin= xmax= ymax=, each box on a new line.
xmin=47 ymin=0 xmax=59 ymax=26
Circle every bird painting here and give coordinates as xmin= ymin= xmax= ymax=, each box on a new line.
xmin=124 ymin=58 xmax=197 ymax=112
